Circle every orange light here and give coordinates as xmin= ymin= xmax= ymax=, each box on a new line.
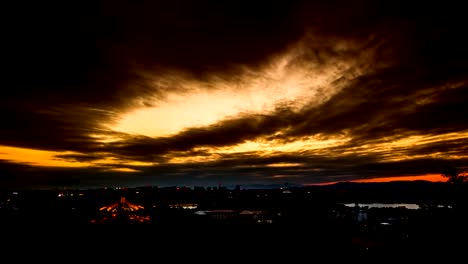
xmin=352 ymin=174 xmax=445 ymax=183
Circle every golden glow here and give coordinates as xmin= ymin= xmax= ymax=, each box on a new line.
xmin=165 ymin=130 xmax=468 ymax=169
xmin=91 ymin=157 xmax=153 ymax=167
xmin=2 ymin=33 xmax=466 ymax=186
xmin=216 ymin=135 xmax=350 ymax=154
xmin=106 ymin=167 xmax=140 ymax=173
xmin=266 ymin=163 xmax=304 ymax=167
xmin=166 ymin=134 xmax=350 ymax=164
xmin=340 ymin=130 xmax=468 ymax=162
xmin=0 ymin=145 xmax=149 ymax=170
xmin=168 ymin=154 xmax=222 ymax=164
xmin=124 ymin=161 xmax=154 ymax=166
xmin=0 ymin=145 xmax=88 ymax=167
xmin=108 ymin=40 xmax=369 ymax=137
xmin=380 ymin=131 xmax=468 ymax=150
xmin=88 ymin=133 xmax=121 ymax=143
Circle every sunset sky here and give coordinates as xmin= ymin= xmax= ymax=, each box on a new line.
xmin=2 ymin=0 xmax=467 ymax=188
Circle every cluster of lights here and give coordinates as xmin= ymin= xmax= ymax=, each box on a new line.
xmin=92 ymin=196 xmax=150 ymax=224
xmin=99 ymin=197 xmax=144 ymax=212
xmin=168 ymin=203 xmax=198 ymax=209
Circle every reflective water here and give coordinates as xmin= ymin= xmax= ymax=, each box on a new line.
xmin=343 ymin=203 xmax=420 ymax=210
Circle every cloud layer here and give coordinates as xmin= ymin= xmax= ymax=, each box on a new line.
xmin=1 ymin=0 xmax=468 ymax=188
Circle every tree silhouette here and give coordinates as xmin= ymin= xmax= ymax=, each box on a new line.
xmin=442 ymin=167 xmax=468 ymax=215
xmin=442 ymin=167 xmax=467 ymax=184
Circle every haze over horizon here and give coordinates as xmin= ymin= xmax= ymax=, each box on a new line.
xmin=2 ymin=0 xmax=468 ymax=188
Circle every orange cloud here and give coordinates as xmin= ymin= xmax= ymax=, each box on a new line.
xmin=310 ymin=174 xmax=446 ymax=186
xmin=0 ymin=145 xmax=88 ymax=167
xmin=352 ymin=174 xmax=446 ymax=183
xmin=0 ymin=145 xmax=151 ymax=169
xmin=108 ymin=40 xmax=367 ymax=138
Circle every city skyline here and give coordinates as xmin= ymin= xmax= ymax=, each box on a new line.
xmin=1 ymin=1 xmax=468 ymax=188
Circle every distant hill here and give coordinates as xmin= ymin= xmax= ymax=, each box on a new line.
xmin=231 ymin=180 xmax=455 ymax=203
xmin=309 ymin=180 xmax=453 ymax=203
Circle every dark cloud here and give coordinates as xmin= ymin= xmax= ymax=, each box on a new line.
xmin=54 ymin=153 xmax=107 ymax=163
xmin=0 ymin=160 xmax=107 ymax=189
xmin=0 ymin=106 xmax=116 ymax=151
xmin=2 ymin=0 xmax=468 ymax=188
xmin=2 ymin=0 xmax=303 ymax=151
xmin=107 ymin=113 xmax=292 ymax=157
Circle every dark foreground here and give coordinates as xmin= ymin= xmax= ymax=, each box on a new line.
xmin=1 ymin=181 xmax=468 ymax=260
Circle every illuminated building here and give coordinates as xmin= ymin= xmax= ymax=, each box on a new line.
xmin=90 ymin=196 xmax=150 ymax=224
xmin=168 ymin=203 xmax=198 ymax=209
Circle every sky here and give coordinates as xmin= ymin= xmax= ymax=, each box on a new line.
xmin=2 ymin=0 xmax=468 ymax=189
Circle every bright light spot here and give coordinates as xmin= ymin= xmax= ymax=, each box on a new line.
xmin=266 ymin=163 xmax=304 ymax=167
xmin=107 ymin=167 xmax=140 ymax=173
xmin=108 ymin=41 xmax=365 ymax=137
